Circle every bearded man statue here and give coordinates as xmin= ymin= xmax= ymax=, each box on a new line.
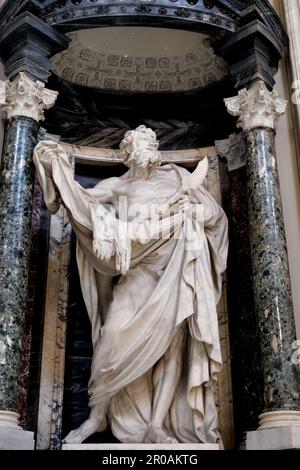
xmin=33 ymin=125 xmax=228 ymax=445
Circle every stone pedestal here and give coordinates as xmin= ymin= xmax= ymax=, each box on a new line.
xmin=0 ymin=429 xmax=35 ymax=450
xmin=247 ymin=426 xmax=300 ymax=450
xmin=0 ymin=411 xmax=34 ymax=450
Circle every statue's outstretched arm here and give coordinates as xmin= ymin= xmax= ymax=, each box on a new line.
xmin=33 ymin=140 xmax=113 ymax=233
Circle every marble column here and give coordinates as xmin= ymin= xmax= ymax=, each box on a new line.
xmin=0 ymin=72 xmax=57 ymax=449
xmin=225 ymin=81 xmax=300 ymax=450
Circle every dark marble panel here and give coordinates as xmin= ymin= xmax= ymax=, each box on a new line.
xmin=22 ymin=188 xmax=50 ymax=433
xmin=62 ymin=169 xmax=119 ymax=443
xmin=0 ymin=117 xmax=39 ymax=412
xmin=245 ymin=127 xmax=300 ymax=412
xmin=62 ymin=229 xmax=93 ymax=435
xmin=18 ymin=180 xmax=43 ymax=428
xmin=0 ymin=12 xmax=69 ymax=82
xmin=222 ymin=166 xmax=263 ymax=446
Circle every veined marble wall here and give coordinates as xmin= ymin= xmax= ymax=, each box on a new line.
xmin=0 ymin=61 xmax=5 ymax=157
xmin=268 ymin=0 xmax=300 ymax=339
xmin=0 ymin=0 xmax=4 ymax=156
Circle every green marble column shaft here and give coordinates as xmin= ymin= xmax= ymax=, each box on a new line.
xmin=0 ymin=117 xmax=39 ymax=412
xmin=245 ymin=127 xmax=300 ymax=412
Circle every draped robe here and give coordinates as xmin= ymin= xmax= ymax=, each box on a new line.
xmin=33 ymin=142 xmax=228 ymax=444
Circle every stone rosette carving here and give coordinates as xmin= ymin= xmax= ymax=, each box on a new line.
xmin=43 ymin=0 xmax=236 ymax=31
xmin=0 ymin=72 xmax=58 ymax=122
xmin=224 ymin=81 xmax=287 ymax=131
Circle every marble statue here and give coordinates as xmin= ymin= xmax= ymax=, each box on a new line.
xmin=33 ymin=125 xmax=228 ymax=445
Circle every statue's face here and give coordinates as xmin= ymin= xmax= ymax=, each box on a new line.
xmin=130 ymin=131 xmax=159 ymax=169
xmin=133 ymin=133 xmax=153 ymax=167
xmin=120 ymin=126 xmax=161 ymax=169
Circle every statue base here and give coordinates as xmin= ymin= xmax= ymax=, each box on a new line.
xmin=0 ymin=428 xmax=35 ymax=450
xmin=247 ymin=426 xmax=300 ymax=450
xmin=62 ymin=443 xmax=220 ymax=450
xmin=0 ymin=411 xmax=35 ymax=450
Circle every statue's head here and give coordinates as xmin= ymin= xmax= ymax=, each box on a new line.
xmin=119 ymin=125 xmax=161 ymax=169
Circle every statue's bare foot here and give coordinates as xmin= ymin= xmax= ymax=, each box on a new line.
xmin=63 ymin=418 xmax=99 ymax=444
xmin=63 ymin=415 xmax=106 ymax=444
xmin=145 ymin=424 xmax=178 ymax=444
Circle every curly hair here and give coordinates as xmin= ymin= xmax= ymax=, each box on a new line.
xmin=119 ymin=125 xmax=161 ymax=168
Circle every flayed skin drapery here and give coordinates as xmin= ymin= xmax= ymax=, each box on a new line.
xmin=33 ymin=141 xmax=228 ymax=444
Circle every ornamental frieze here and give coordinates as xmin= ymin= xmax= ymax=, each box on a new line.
xmin=40 ymin=0 xmax=237 ymax=32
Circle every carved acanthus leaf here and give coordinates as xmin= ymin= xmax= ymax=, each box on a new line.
xmin=224 ymin=81 xmax=287 ymax=131
xmin=0 ymin=72 xmax=58 ymax=122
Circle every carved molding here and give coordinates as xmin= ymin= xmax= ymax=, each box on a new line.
xmin=224 ymin=81 xmax=287 ymax=130
xmin=41 ymin=0 xmax=236 ymax=31
xmin=0 ymin=72 xmax=58 ymax=122
xmin=215 ymin=132 xmax=246 ymax=171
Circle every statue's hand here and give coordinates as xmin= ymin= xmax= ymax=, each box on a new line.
xmin=35 ymin=141 xmax=63 ymax=177
xmin=176 ymin=193 xmax=191 ymax=212
xmin=157 ymin=189 xmax=189 ymax=216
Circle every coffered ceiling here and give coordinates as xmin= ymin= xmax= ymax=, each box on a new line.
xmin=51 ymin=27 xmax=229 ymax=92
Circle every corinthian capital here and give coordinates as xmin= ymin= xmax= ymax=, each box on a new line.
xmin=0 ymin=72 xmax=58 ymax=122
xmin=224 ymin=81 xmax=287 ymax=131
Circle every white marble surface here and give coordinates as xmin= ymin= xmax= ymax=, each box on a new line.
xmin=0 ymin=429 xmax=34 ymax=450
xmin=62 ymin=443 xmax=220 ymax=450
xmin=283 ymin=0 xmax=300 ymax=130
xmin=36 ymin=159 xmax=74 ymax=450
xmin=258 ymin=411 xmax=300 ymax=429
xmin=0 ymin=410 xmax=21 ymax=429
xmin=60 ymin=141 xmax=217 ymax=167
xmin=269 ymin=0 xmax=300 ymax=341
xmin=247 ymin=426 xmax=300 ymax=450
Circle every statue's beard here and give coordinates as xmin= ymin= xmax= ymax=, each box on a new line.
xmin=131 ymin=148 xmax=161 ymax=169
